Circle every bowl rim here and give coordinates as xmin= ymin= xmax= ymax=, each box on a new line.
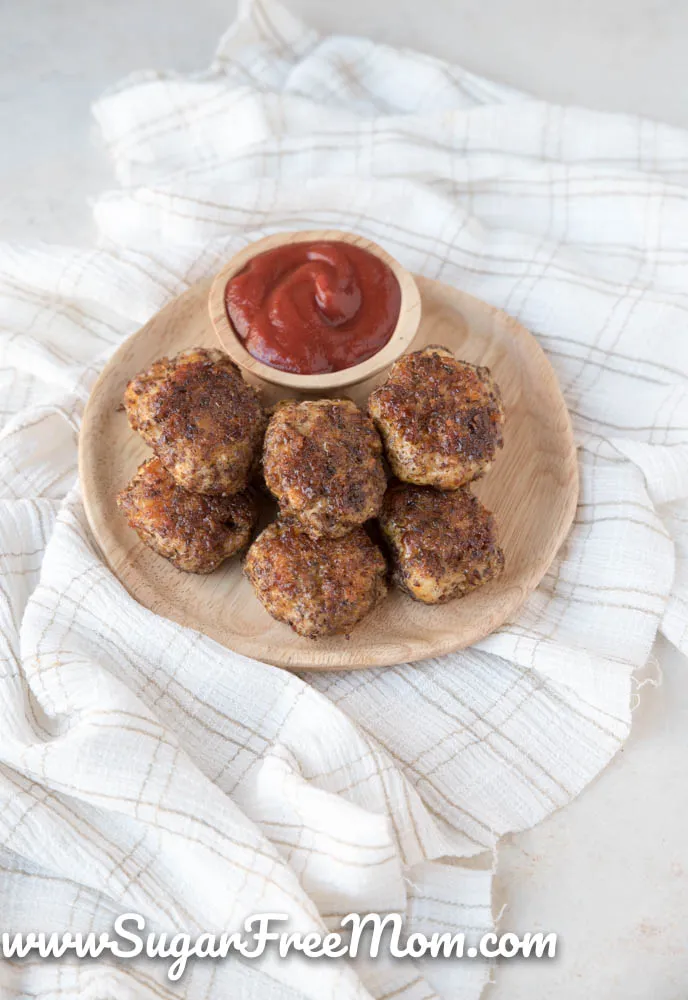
xmin=207 ymin=229 xmax=422 ymax=391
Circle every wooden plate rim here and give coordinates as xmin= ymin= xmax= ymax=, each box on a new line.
xmin=79 ymin=275 xmax=579 ymax=671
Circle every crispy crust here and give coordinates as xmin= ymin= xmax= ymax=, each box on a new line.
xmin=244 ymin=519 xmax=388 ymax=638
xmin=368 ymin=345 xmax=504 ymax=490
xmin=379 ymin=481 xmax=504 ymax=604
xmin=117 ymin=457 xmax=258 ymax=573
xmin=124 ymin=347 xmax=266 ymax=496
xmin=262 ymin=398 xmax=387 ymax=538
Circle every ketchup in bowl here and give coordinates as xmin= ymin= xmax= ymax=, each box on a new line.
xmin=224 ymin=241 xmax=401 ymax=375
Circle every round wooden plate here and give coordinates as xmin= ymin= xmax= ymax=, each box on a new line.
xmin=79 ymin=276 xmax=578 ymax=670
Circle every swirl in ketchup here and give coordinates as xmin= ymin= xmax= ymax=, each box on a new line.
xmin=224 ymin=241 xmax=401 ymax=375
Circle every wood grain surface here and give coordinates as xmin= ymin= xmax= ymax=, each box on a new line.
xmin=79 ymin=275 xmax=578 ymax=670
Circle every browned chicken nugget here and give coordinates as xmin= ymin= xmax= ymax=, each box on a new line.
xmin=262 ymin=398 xmax=386 ymax=538
xmin=124 ymin=347 xmax=265 ymax=496
xmin=117 ymin=457 xmax=258 ymax=573
xmin=368 ymin=345 xmax=504 ymax=490
xmin=244 ymin=519 xmax=388 ymax=638
xmin=379 ymin=481 xmax=504 ymax=604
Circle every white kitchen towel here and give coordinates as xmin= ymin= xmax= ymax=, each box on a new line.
xmin=0 ymin=1 xmax=687 ymax=997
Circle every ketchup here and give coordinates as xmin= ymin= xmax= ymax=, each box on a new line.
xmin=225 ymin=241 xmax=401 ymax=375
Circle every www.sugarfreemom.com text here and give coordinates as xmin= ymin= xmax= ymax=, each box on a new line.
xmin=1 ymin=913 xmax=557 ymax=981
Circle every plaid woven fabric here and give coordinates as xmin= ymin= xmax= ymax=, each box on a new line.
xmin=0 ymin=1 xmax=685 ymax=997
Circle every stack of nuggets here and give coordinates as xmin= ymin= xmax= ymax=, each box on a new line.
xmin=369 ymin=346 xmax=505 ymax=605
xmin=244 ymin=398 xmax=389 ymax=638
xmin=117 ymin=343 xmax=506 ymax=639
xmin=117 ymin=348 xmax=265 ymax=573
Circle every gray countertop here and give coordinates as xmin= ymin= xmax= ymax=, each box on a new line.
xmin=4 ymin=0 xmax=688 ymax=245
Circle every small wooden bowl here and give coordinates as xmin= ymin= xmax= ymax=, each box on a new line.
xmin=208 ymin=229 xmax=422 ymax=392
